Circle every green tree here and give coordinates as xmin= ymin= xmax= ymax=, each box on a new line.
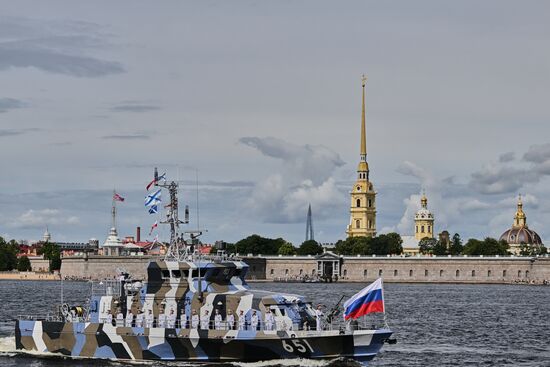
xmin=277 ymin=242 xmax=297 ymax=255
xmin=463 ymin=237 xmax=509 ymax=256
xmin=519 ymin=243 xmax=548 ymax=256
xmin=297 ymin=240 xmax=323 ymax=255
xmin=370 ymin=233 xmax=403 ymax=255
xmin=419 ymin=237 xmax=438 ymax=255
xmin=449 ymin=233 xmax=463 ymax=255
xmin=39 ymin=242 xmax=62 ymax=272
xmin=0 ymin=237 xmax=19 ymax=271
xmin=17 ymin=255 xmax=32 ymax=271
xmin=334 ymin=237 xmax=370 ymax=255
xmin=234 ymin=235 xmax=287 ymax=255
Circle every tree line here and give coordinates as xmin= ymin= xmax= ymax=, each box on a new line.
xmin=0 ymin=237 xmax=61 ymax=272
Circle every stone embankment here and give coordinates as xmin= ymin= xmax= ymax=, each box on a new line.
xmin=0 ymin=271 xmax=59 ymax=281
xmin=57 ymin=254 xmax=550 ymax=285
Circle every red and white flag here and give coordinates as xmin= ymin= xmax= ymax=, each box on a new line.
xmin=113 ymin=192 xmax=125 ymax=202
xmin=149 ymin=221 xmax=158 ymax=235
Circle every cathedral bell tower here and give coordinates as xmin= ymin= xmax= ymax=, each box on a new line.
xmin=346 ymin=75 xmax=377 ymax=238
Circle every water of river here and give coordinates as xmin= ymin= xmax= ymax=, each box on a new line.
xmin=0 ymin=281 xmax=548 ymax=366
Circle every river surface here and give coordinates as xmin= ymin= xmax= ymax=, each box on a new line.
xmin=0 ymin=281 xmax=549 ymax=366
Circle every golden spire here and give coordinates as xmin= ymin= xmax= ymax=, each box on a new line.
xmin=421 ymin=191 xmax=428 ymax=209
xmin=356 ymin=74 xmax=369 ymax=178
xmin=514 ymin=194 xmax=526 ymax=227
xmin=360 ymin=74 xmax=367 ymax=160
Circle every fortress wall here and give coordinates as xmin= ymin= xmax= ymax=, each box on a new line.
xmin=60 ymin=255 xmax=154 ymax=280
xmin=58 ymin=255 xmax=550 ymax=284
xmin=29 ymin=257 xmax=50 ymax=272
xmin=264 ymin=256 xmax=550 ymax=284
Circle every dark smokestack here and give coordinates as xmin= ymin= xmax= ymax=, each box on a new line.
xmin=136 ymin=226 xmax=141 ymax=242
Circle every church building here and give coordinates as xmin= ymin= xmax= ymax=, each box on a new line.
xmin=346 ymin=75 xmax=377 ymax=238
xmin=499 ymin=195 xmax=543 ymax=255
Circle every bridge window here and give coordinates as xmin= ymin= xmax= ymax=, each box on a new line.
xmin=455 ymin=270 xmax=460 ymax=277
xmin=356 ymin=199 xmax=361 ymax=207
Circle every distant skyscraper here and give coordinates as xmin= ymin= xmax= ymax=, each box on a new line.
xmin=306 ymin=204 xmax=314 ymax=242
xmin=347 ymin=75 xmax=377 ymax=238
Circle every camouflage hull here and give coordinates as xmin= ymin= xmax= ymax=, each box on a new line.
xmin=16 ymin=320 xmax=391 ymax=363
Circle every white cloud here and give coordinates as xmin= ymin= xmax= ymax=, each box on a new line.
xmin=8 ymin=209 xmax=80 ymax=229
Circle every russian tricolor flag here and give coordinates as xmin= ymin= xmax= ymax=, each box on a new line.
xmin=343 ymin=278 xmax=385 ymax=320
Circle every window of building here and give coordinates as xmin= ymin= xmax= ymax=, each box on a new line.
xmin=440 ymin=269 xmax=444 ymax=277
xmin=421 ymin=225 xmax=425 ymax=233
xmin=270 ymin=269 xmax=274 ymax=275
xmin=379 ymin=269 xmax=383 ymax=276
xmin=368 ymin=220 xmax=372 ymax=228
xmin=455 ymin=270 xmax=460 ymax=277
xmin=394 ymin=270 xmax=398 ymax=276
xmin=356 ymin=219 xmax=360 ymax=229
xmin=343 ymin=269 xmax=347 ymax=277
xmin=487 ymin=270 xmax=492 ymax=277
xmin=409 ymin=270 xmax=413 ymax=277
xmin=416 ymin=226 xmax=419 ymax=233
xmin=356 ymin=199 xmax=361 ymax=208
xmin=526 ymin=270 xmax=530 ymax=278
xmin=363 ymin=269 xmax=368 ymax=277
xmin=471 ymin=270 xmax=475 ymax=277
xmin=503 ymin=270 xmax=507 ymax=277
xmin=428 ymin=225 xmax=431 ymax=232
xmin=425 ymin=269 xmax=428 ymax=277
xmin=518 ymin=270 xmax=522 ymax=277
xmin=285 ymin=269 xmax=289 ymax=275
xmin=368 ymin=199 xmax=372 ymax=207
xmin=299 ymin=269 xmax=303 ymax=275
xmin=312 ymin=269 xmax=316 ymax=275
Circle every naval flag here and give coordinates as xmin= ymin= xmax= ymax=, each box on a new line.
xmin=149 ymin=221 xmax=158 ymax=235
xmin=113 ymin=192 xmax=125 ymax=202
xmin=146 ymin=172 xmax=166 ymax=191
xmin=145 ymin=189 xmax=161 ymax=207
xmin=343 ymin=278 xmax=384 ymax=320
xmin=148 ymin=205 xmax=158 ymax=214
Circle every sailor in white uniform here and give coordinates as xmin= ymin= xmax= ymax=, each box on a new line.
xmin=145 ymin=310 xmax=154 ymax=328
xmin=200 ymin=310 xmax=210 ymax=330
xmin=238 ymin=310 xmax=246 ymax=330
xmin=214 ymin=309 xmax=223 ymax=330
xmin=105 ymin=311 xmax=113 ymax=325
xmin=135 ymin=310 xmax=144 ymax=328
xmin=251 ymin=310 xmax=259 ymax=331
xmin=315 ymin=305 xmax=324 ymax=331
xmin=166 ymin=309 xmax=176 ymax=328
xmin=264 ymin=309 xmax=275 ymax=331
xmin=158 ymin=309 xmax=167 ymax=328
xmin=116 ymin=310 xmax=124 ymax=327
xmin=226 ymin=310 xmax=235 ymax=330
xmin=191 ymin=309 xmax=199 ymax=329
xmin=125 ymin=310 xmax=134 ymax=327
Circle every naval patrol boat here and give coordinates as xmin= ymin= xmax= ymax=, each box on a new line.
xmin=15 ymin=170 xmax=393 ymax=364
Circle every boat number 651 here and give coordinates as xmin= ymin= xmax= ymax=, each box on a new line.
xmin=282 ymin=339 xmax=314 ymax=353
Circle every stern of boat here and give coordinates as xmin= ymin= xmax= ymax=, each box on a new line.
xmin=351 ymin=328 xmax=392 ymax=364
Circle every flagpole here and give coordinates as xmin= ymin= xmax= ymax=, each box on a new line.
xmin=112 ymin=189 xmax=116 ymax=230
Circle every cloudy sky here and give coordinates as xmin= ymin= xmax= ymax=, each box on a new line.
xmin=1 ymin=1 xmax=549 ymax=246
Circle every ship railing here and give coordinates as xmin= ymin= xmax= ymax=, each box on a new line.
xmin=18 ymin=314 xmax=63 ymax=322
xmin=91 ymin=279 xmax=122 ymax=297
